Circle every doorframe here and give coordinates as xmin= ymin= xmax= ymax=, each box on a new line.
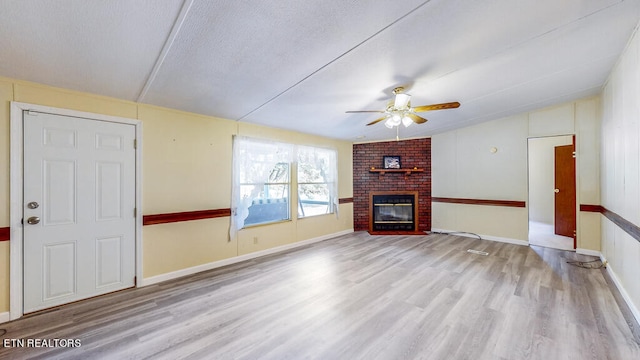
xmin=526 ymin=134 xmax=578 ymax=249
xmin=9 ymin=102 xmax=143 ymax=321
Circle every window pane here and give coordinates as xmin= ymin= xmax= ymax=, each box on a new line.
xmin=298 ymin=183 xmax=331 ymax=217
xmin=232 ymin=136 xmax=294 ymax=231
xmin=298 ymin=148 xmax=331 ymax=183
xmin=268 ymin=162 xmax=289 ymax=183
xmin=297 ymin=146 xmax=337 ymax=218
xmin=245 ymin=184 xmax=290 ymax=225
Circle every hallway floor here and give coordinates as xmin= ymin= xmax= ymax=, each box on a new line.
xmin=529 ymin=221 xmax=574 ymax=251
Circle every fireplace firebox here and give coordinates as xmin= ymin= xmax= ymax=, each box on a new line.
xmin=369 ymin=191 xmax=419 ymax=234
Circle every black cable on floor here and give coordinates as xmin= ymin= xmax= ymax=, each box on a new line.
xmin=567 ymin=259 xmax=604 ymax=269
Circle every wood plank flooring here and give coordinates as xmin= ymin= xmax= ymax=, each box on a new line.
xmin=1 ymin=232 xmax=639 ymax=359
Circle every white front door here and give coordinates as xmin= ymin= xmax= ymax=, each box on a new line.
xmin=23 ymin=110 xmax=136 ymax=313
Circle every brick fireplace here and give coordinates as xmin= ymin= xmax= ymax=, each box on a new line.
xmin=353 ymin=138 xmax=431 ymax=233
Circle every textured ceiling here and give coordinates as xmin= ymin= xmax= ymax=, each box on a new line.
xmin=1 ymin=0 xmax=639 ymax=141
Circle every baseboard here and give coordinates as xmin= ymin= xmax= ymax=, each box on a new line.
xmin=430 ymin=228 xmax=529 ymax=246
xmin=601 ymin=254 xmax=640 ymax=326
xmin=0 ymin=311 xmax=10 ymax=324
xmin=576 ymin=248 xmax=601 ymax=257
xmin=140 ymin=229 xmax=354 ymax=287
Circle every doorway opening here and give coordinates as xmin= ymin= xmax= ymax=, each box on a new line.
xmin=527 ymin=135 xmax=576 ymax=251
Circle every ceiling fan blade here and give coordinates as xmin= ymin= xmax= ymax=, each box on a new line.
xmin=366 ymin=116 xmax=387 ymax=126
xmin=346 ymin=110 xmax=385 ymax=113
xmin=412 ymin=102 xmax=460 ymax=112
xmin=407 ymin=113 xmax=427 ymax=124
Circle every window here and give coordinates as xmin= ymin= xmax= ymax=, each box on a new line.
xmin=243 ymin=162 xmax=290 ymax=226
xmin=297 ymin=146 xmax=338 ymax=218
xmin=230 ymin=137 xmax=339 ymax=238
xmin=231 ymin=137 xmax=293 ymax=231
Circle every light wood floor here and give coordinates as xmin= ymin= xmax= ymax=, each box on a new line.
xmin=1 ymin=232 xmax=639 ymax=359
xmin=529 ymin=221 xmax=574 ymax=251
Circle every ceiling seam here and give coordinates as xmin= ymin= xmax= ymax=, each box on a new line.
xmin=136 ymin=0 xmax=194 ymax=103
xmin=236 ymin=0 xmax=434 ymax=121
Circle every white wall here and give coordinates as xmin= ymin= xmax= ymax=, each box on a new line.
xmin=432 ymin=114 xmax=529 ymax=242
xmin=600 ymin=25 xmax=640 ymax=320
xmin=432 ymin=97 xmax=600 ymax=250
xmin=528 ymin=136 xmax=572 ymax=224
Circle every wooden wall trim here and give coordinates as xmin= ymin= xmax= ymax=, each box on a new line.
xmin=143 ymin=209 xmax=231 ymax=226
xmin=600 ymin=207 xmax=640 ymax=244
xmin=580 ymin=204 xmax=604 ymax=213
xmin=579 ymin=204 xmax=640 ymax=244
xmin=432 ymin=197 xmax=526 ymax=208
xmin=339 ymin=197 xmax=354 ymax=204
xmin=0 ymin=227 xmax=8 ymax=241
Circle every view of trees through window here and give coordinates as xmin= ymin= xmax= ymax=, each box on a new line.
xmin=297 ymin=146 xmax=335 ymax=218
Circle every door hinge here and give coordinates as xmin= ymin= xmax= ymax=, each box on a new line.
xmin=133 ymin=139 xmax=137 ymax=149
xmin=134 ymin=208 xmax=137 ymax=217
xmin=572 ymin=151 xmax=576 ymax=158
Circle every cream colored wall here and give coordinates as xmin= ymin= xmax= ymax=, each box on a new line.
xmin=432 ymin=114 xmax=529 ymax=240
xmin=14 ymin=81 xmax=138 ymax=118
xmin=600 ymin=25 xmax=640 ymax=316
xmin=0 ymin=80 xmax=11 ymax=226
xmin=0 ymin=77 xmax=354 ymax=310
xmin=136 ymin=104 xmax=240 ymax=277
xmin=528 ymin=136 xmax=572 ymax=224
xmin=575 ymin=98 xmax=602 ymax=251
xmin=432 ymin=97 xmax=601 ymax=248
xmin=0 ymin=79 xmax=13 ymax=313
xmin=143 ymin=218 xmax=237 ymax=276
xmin=139 ymin=104 xmax=237 ymax=213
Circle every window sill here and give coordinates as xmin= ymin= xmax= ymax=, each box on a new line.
xmin=298 ymin=212 xmax=335 ymax=220
xmin=242 ymin=219 xmax=292 ymax=229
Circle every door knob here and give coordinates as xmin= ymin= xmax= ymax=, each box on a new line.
xmin=27 ymin=216 xmax=40 ymax=225
xmin=554 ymin=189 xmax=560 ymax=193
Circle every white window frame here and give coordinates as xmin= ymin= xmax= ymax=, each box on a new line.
xmin=230 ymin=136 xmax=293 ymax=238
xmin=296 ymin=145 xmax=338 ymax=219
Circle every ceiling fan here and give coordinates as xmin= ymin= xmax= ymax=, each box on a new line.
xmin=346 ymin=87 xmax=460 ymax=128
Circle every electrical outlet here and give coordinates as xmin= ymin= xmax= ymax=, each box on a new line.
xmin=253 ymin=236 xmax=258 ymax=244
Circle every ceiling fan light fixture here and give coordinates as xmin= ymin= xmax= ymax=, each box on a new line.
xmin=384 ymin=113 xmax=402 ymax=128
xmin=347 ymin=86 xmax=459 ymax=132
xmin=384 ymin=117 xmax=395 ymax=129
xmin=394 ymin=93 xmax=411 ymax=109
xmin=384 ymin=120 xmax=393 ymax=129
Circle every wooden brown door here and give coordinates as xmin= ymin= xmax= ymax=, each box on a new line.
xmin=554 ymin=144 xmax=576 ymax=244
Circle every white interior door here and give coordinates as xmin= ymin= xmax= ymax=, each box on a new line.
xmin=23 ymin=110 xmax=136 ymax=313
